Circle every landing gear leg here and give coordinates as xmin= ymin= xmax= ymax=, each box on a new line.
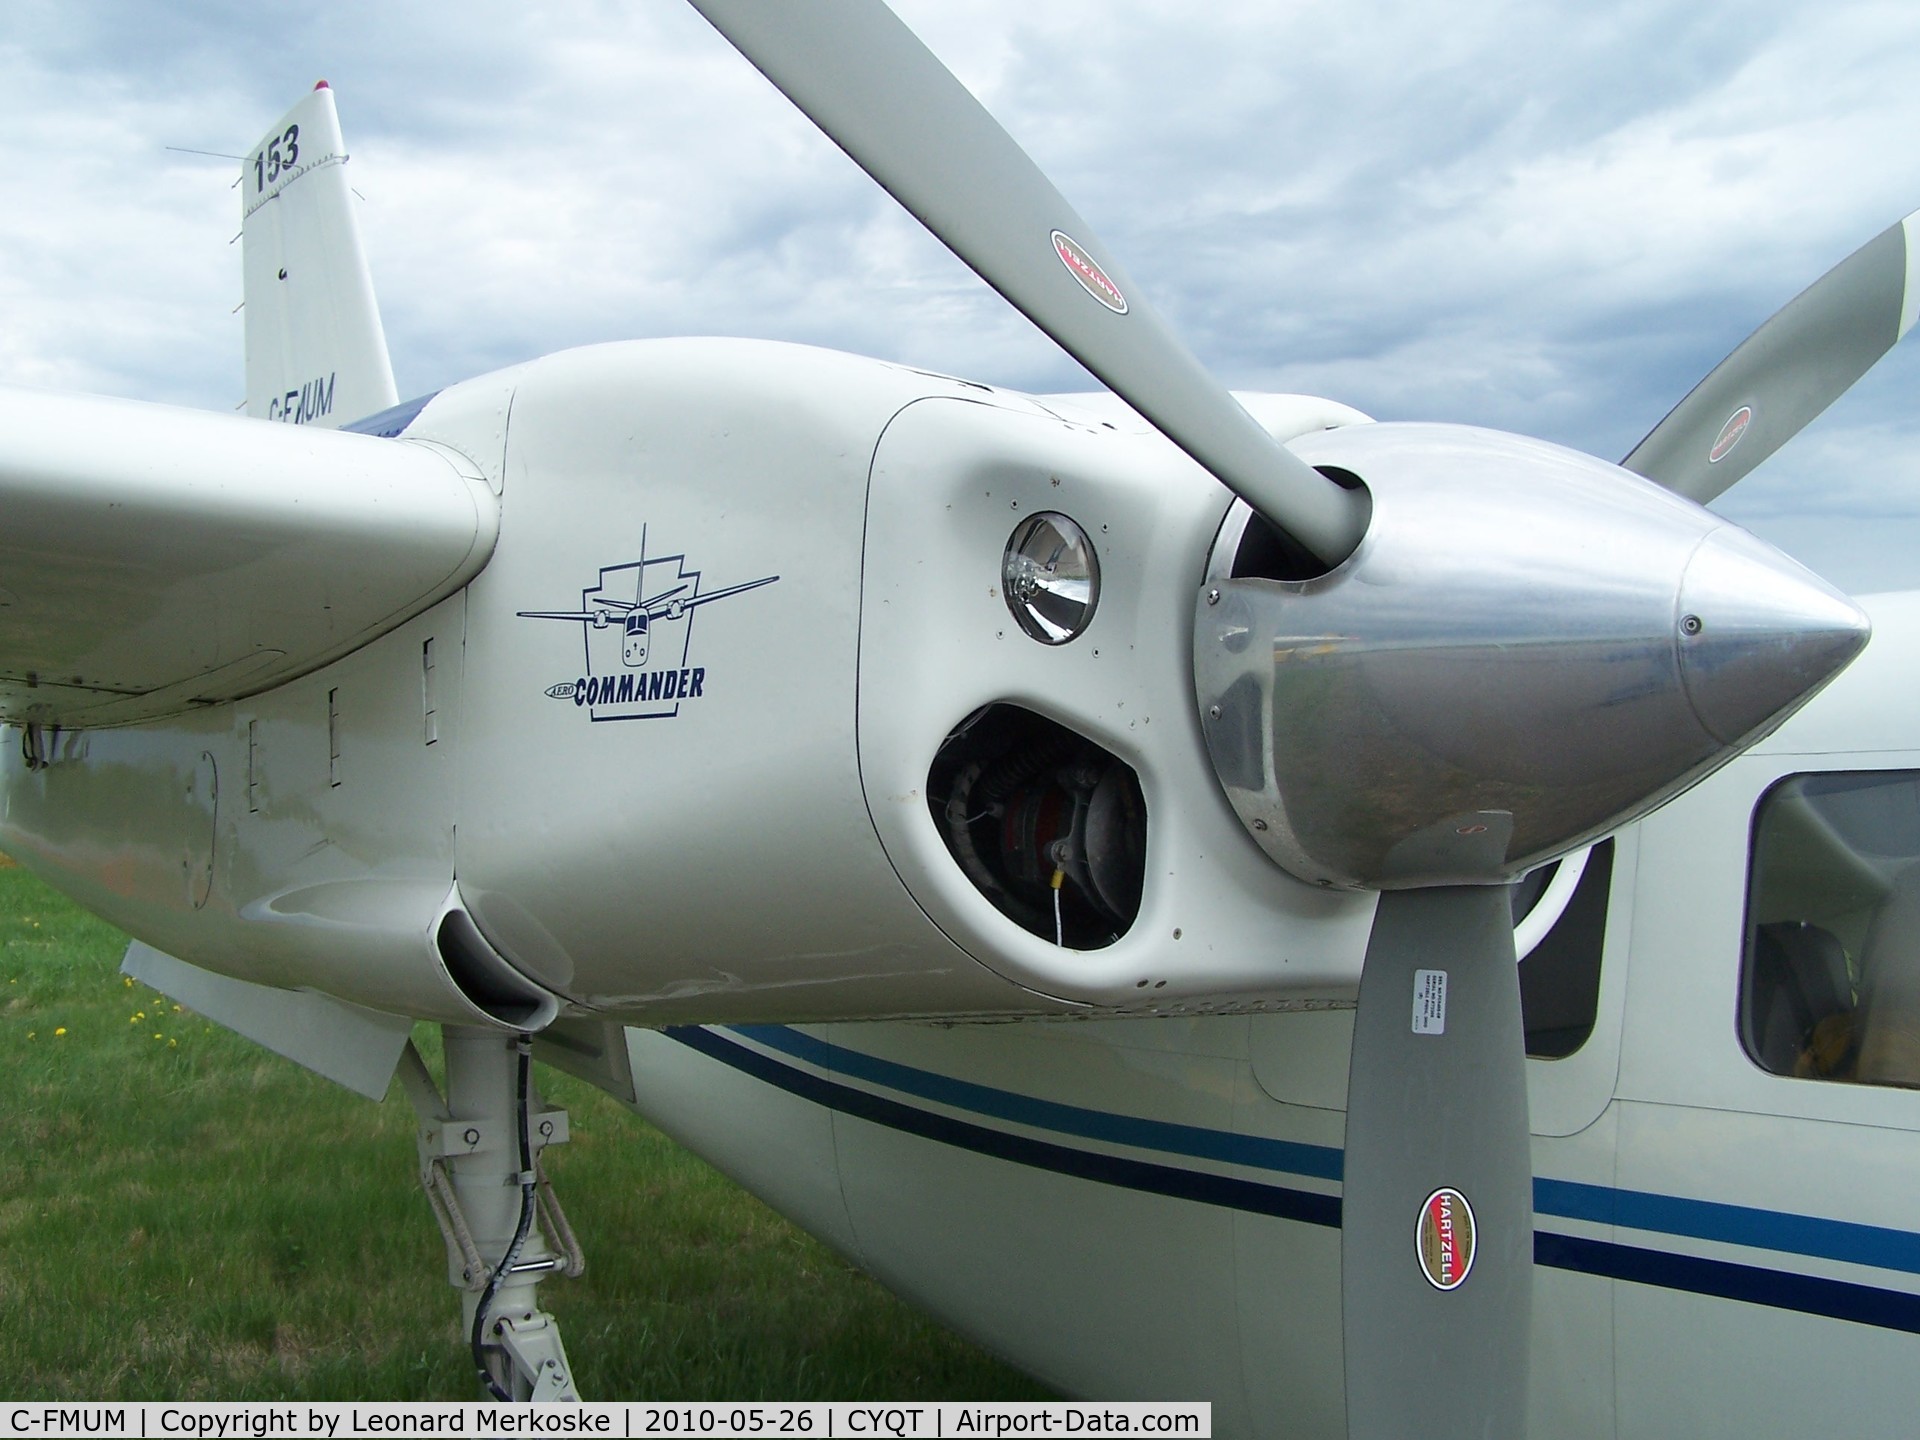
xmin=399 ymin=1026 xmax=587 ymax=1401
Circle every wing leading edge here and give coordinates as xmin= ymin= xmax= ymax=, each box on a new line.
xmin=0 ymin=384 xmax=498 ymax=726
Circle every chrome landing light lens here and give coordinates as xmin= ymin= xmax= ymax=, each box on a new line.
xmin=1003 ymin=512 xmax=1100 ymax=644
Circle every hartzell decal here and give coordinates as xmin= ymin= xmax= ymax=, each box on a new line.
xmin=518 ymin=529 xmax=777 ymax=723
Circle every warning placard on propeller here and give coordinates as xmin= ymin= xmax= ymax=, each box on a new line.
xmin=1411 ymin=968 xmax=1448 ymax=1035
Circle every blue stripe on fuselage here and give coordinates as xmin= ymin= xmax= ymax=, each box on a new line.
xmin=662 ymin=1023 xmax=1920 ymax=1335
xmin=730 ymin=1022 xmax=1343 ymax=1181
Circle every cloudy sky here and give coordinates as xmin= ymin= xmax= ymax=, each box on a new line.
xmin=3 ymin=0 xmax=1918 ymax=591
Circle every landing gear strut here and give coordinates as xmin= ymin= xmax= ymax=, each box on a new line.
xmin=398 ymin=1026 xmax=587 ymax=1401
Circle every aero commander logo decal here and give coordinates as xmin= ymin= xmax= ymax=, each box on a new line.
xmin=517 ymin=531 xmax=777 ymax=722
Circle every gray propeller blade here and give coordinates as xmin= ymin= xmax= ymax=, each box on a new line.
xmin=687 ymin=0 xmax=1368 ymax=568
xmin=1343 ymin=885 xmax=1532 ymax=1440
xmin=1624 ymin=208 xmax=1920 ymax=503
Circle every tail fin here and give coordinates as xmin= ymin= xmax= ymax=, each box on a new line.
xmin=241 ymin=82 xmax=399 ymax=428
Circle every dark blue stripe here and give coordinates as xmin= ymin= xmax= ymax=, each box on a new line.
xmin=666 ymin=1025 xmax=1920 ymax=1337
xmin=669 ymin=1025 xmax=1339 ymax=1229
xmin=729 ymin=1023 xmax=1343 ymax=1181
xmin=1537 ymin=1233 xmax=1920 ymax=1336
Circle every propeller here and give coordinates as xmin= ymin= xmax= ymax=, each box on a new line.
xmin=691 ymin=6 xmax=1878 ymax=1438
xmin=685 ymin=0 xmax=1368 ymax=569
xmin=1343 ymin=885 xmax=1531 ymax=1439
xmin=1624 ymin=208 xmax=1920 ymax=500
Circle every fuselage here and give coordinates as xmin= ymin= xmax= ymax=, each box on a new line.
xmin=621 ymin=589 xmax=1920 ymax=1438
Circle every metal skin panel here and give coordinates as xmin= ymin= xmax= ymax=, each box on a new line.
xmin=727 ymin=1020 xmax=1253 ymax=1427
xmin=623 ymin=1026 xmax=861 ymax=1263
xmin=623 ymin=1010 xmax=1620 ymax=1439
xmin=1611 ymin=1098 xmax=1920 ymax=1439
xmin=857 ymin=397 xmax=1376 ymax=1011
xmin=0 ymin=595 xmax=509 ymax=1026
xmin=1195 ymin=423 xmax=1868 ymax=890
xmin=0 ymin=384 xmax=498 ymax=726
xmin=451 ymin=339 xmax=1067 ymax=1023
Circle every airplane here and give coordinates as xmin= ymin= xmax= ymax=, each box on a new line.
xmin=2 ymin=2 xmax=1918 ymax=1433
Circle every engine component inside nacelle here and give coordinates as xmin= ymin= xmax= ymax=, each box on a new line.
xmin=927 ymin=704 xmax=1146 ymax=950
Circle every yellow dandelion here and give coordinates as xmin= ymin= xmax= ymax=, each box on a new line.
xmin=26 ymin=1030 xmax=36 ymax=1040
xmin=134 ymin=1011 xmax=145 ymax=1020
xmin=168 ymin=1038 xmax=178 ymax=1048
xmin=54 ymin=1027 xmax=65 ymax=1037
xmin=123 ymin=977 xmax=133 ymax=988
xmin=171 ymin=1004 xmax=182 ymax=1013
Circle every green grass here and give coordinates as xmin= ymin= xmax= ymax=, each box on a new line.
xmin=0 ymin=863 xmax=1050 ymax=1402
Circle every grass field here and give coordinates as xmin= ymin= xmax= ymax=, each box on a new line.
xmin=0 ymin=862 xmax=1051 ymax=1402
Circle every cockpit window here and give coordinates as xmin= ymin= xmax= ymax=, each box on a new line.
xmin=1742 ymin=771 xmax=1920 ymax=1085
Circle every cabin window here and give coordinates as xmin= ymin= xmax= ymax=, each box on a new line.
xmin=1518 ymin=840 xmax=1614 ymax=1059
xmin=1741 ymin=771 xmax=1920 ymax=1085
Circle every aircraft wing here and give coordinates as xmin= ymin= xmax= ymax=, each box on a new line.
xmin=0 ymin=384 xmax=498 ymax=726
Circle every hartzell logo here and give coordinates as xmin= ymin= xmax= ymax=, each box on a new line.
xmin=518 ymin=529 xmax=777 ymax=723
xmin=1416 ymin=1186 xmax=1477 ymax=1291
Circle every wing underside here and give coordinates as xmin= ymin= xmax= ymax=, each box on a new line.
xmin=0 ymin=385 xmax=497 ymax=726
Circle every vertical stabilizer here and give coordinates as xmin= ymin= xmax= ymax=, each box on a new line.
xmin=242 ymin=82 xmax=399 ymax=428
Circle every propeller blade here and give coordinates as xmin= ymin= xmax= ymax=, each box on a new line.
xmin=687 ymin=0 xmax=1368 ymax=568
xmin=1623 ymin=208 xmax=1920 ymax=503
xmin=1343 ymin=885 xmax=1531 ymax=1440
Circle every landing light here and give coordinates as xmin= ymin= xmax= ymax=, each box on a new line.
xmin=1003 ymin=512 xmax=1099 ymax=644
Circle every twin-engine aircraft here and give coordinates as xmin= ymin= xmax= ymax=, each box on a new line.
xmin=3 ymin=3 xmax=1918 ymax=1434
